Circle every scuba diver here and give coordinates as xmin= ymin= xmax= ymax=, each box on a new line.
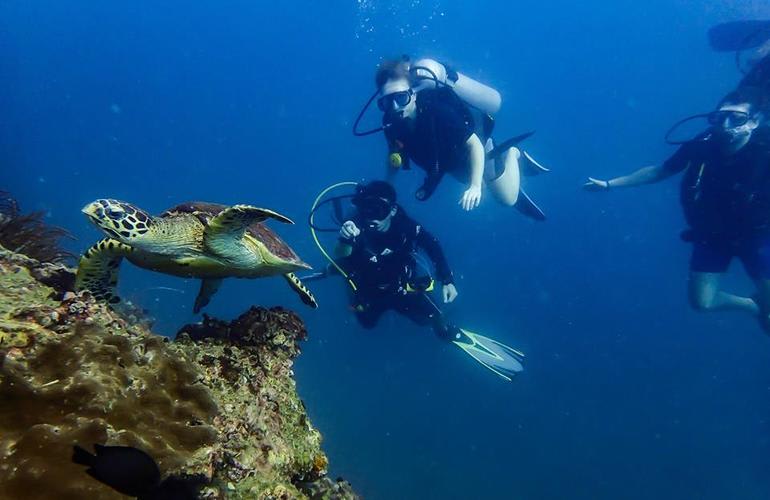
xmin=707 ymin=19 xmax=770 ymax=96
xmin=308 ymin=180 xmax=524 ymax=380
xmin=584 ymin=86 xmax=770 ymax=333
xmin=353 ymin=56 xmax=548 ymax=220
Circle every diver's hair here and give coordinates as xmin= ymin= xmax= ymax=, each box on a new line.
xmin=719 ymin=85 xmax=770 ymax=115
xmin=375 ymin=59 xmax=410 ymax=89
xmin=357 ymin=180 xmax=397 ymax=204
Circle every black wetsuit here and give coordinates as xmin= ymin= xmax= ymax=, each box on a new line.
xmin=338 ymin=208 xmax=455 ymax=336
xmin=383 ymin=87 xmax=476 ymax=199
xmin=662 ymin=127 xmax=770 ymax=278
xmin=738 ymin=53 xmax=770 ymax=95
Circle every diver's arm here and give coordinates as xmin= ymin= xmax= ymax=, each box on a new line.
xmin=459 ymin=134 xmax=484 ymax=210
xmin=584 ymin=164 xmax=676 ymax=190
xmin=416 ymin=226 xmax=458 ymax=303
xmin=415 ymin=226 xmax=454 ymax=285
xmin=586 ymin=145 xmax=692 ymax=190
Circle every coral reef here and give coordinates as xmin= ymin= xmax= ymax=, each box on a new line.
xmin=0 ymin=244 xmax=358 ymax=500
xmin=0 ymin=192 xmax=74 ymax=264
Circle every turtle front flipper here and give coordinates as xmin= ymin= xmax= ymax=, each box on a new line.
xmin=193 ymin=278 xmax=222 ymax=313
xmin=75 ymin=238 xmax=133 ymax=305
xmin=204 ymin=205 xmax=294 ymax=258
xmin=284 ymin=273 xmax=318 ymax=308
xmin=206 ymin=205 xmax=293 ymax=241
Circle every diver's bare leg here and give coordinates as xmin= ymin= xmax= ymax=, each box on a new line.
xmin=688 ymin=271 xmax=758 ymax=314
xmin=484 ymin=148 xmax=520 ymax=206
xmin=751 ymin=278 xmax=770 ymax=334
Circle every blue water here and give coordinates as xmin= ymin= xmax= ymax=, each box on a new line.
xmin=3 ymin=1 xmax=770 ymax=498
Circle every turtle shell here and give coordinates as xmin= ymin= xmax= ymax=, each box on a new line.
xmin=161 ymin=202 xmax=307 ymax=265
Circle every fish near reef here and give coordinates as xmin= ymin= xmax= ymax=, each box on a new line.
xmin=72 ymin=444 xmax=202 ymax=499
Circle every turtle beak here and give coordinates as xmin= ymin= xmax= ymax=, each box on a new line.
xmin=82 ymin=200 xmax=104 ymax=222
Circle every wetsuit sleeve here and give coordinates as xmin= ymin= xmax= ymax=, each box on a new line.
xmin=739 ymin=54 xmax=770 ymax=90
xmin=414 ymin=224 xmax=454 ymax=284
xmin=661 ymin=141 xmax=699 ymax=175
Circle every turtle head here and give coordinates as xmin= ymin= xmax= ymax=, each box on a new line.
xmin=82 ymin=199 xmax=152 ymax=243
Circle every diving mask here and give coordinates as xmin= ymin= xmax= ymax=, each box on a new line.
xmin=353 ymin=195 xmax=394 ymax=221
xmin=377 ymin=89 xmax=414 ymax=112
xmin=708 ymin=109 xmax=752 ymax=128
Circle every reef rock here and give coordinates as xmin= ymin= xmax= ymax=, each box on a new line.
xmin=0 ymin=244 xmax=357 ymax=500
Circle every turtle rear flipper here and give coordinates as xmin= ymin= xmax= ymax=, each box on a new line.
xmin=284 ymin=273 xmax=318 ymax=308
xmin=204 ymin=205 xmax=293 ymax=257
xmin=75 ymin=238 xmax=133 ymax=305
xmin=193 ymin=278 xmax=222 ymax=313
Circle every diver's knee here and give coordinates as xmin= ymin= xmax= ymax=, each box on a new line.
xmin=688 ymin=293 xmax=715 ymax=312
xmin=486 ymin=153 xmax=520 ymax=206
xmin=688 ymin=273 xmax=717 ymax=311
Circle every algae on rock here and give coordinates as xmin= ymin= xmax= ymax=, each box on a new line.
xmin=0 ymin=244 xmax=357 ymax=500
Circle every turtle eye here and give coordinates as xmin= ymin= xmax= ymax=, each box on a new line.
xmin=107 ymin=208 xmax=123 ymax=218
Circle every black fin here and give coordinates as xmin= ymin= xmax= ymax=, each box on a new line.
xmin=415 ymin=172 xmax=444 ymax=201
xmin=72 ymin=445 xmax=95 ymax=466
xmin=520 ymin=150 xmax=551 ymax=177
xmin=514 ymin=189 xmax=546 ymax=221
xmin=482 ymin=114 xmax=495 ymax=139
xmin=708 ymin=21 xmax=770 ymax=52
xmin=487 ymin=131 xmax=535 ymax=160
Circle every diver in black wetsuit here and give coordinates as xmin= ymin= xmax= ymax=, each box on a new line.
xmin=335 ymin=180 xmax=459 ymax=337
xmin=707 ymin=19 xmax=770 ymax=97
xmin=310 ymin=180 xmax=525 ymax=380
xmin=373 ymin=58 xmax=548 ymax=220
xmin=585 ymin=86 xmax=770 ymax=333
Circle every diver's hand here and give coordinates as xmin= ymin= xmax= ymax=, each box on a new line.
xmin=442 ymin=283 xmax=458 ymax=303
xmin=459 ymin=184 xmax=482 ymax=211
xmin=339 ymin=220 xmax=361 ymax=240
xmin=583 ymin=177 xmax=611 ymax=191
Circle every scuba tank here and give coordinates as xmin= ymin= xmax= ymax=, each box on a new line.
xmin=409 ymin=58 xmax=502 ymax=115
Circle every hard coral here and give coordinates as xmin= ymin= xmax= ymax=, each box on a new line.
xmin=0 ymin=246 xmax=359 ymax=500
xmin=0 ymin=191 xmax=74 ymax=264
xmin=175 ymin=307 xmax=333 ymax=498
xmin=0 ymin=264 xmax=218 ymax=500
xmin=177 ymin=307 xmax=307 ymax=354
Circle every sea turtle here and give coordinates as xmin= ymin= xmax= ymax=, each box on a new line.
xmin=75 ymin=199 xmax=317 ymax=312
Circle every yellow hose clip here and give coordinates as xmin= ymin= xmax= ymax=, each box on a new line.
xmin=406 ymin=278 xmax=435 ymax=293
xmin=389 ymin=152 xmax=403 ymax=169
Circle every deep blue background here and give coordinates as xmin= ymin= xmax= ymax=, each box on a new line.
xmin=3 ymin=1 xmax=770 ymax=498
